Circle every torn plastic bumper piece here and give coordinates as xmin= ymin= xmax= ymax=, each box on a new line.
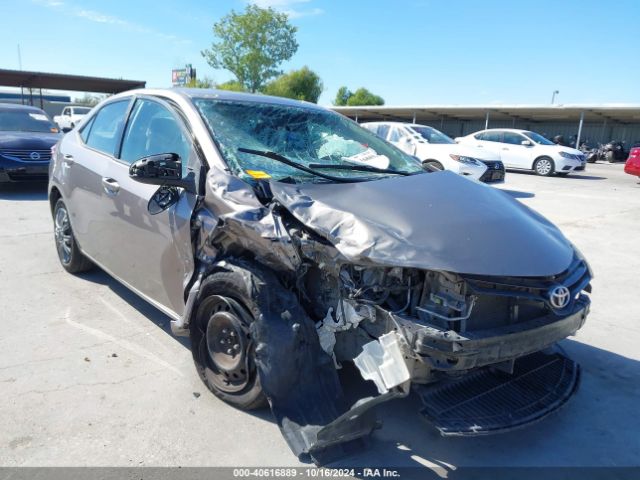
xmin=415 ymin=351 xmax=580 ymax=436
xmin=354 ymin=332 xmax=411 ymax=394
xmin=291 ymin=387 xmax=406 ymax=465
xmin=272 ymin=333 xmax=410 ymax=465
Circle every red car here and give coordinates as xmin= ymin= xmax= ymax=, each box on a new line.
xmin=625 ymin=147 xmax=640 ymax=178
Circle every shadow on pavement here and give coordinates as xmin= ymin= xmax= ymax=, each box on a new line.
xmin=77 ymin=268 xmax=191 ymax=349
xmin=0 ymin=181 xmax=48 ymax=201
xmin=70 ymin=268 xmax=640 ymax=474
xmin=500 ymin=189 xmax=535 ymax=199
xmin=328 ymin=338 xmax=640 ymax=475
xmin=561 ymin=174 xmax=607 ymax=181
xmin=507 ymin=170 xmax=606 ymax=181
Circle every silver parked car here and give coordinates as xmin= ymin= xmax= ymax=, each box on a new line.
xmin=49 ymin=89 xmax=592 ymax=464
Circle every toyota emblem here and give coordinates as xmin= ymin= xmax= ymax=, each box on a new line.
xmin=548 ymin=285 xmax=571 ymax=309
xmin=30 ymin=151 xmax=41 ymax=160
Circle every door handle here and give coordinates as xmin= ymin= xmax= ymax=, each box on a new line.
xmin=62 ymin=154 xmax=75 ymax=165
xmin=476 ymin=145 xmax=483 ymax=147
xmin=502 ymin=147 xmax=509 ymax=150
xmin=101 ymin=177 xmax=120 ymax=195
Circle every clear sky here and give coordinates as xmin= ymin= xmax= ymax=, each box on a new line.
xmin=2 ymin=0 xmax=639 ymax=106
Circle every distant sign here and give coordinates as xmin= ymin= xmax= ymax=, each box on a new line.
xmin=172 ymin=64 xmax=196 ymax=87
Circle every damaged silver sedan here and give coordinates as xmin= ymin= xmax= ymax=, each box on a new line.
xmin=48 ymin=89 xmax=592 ymax=464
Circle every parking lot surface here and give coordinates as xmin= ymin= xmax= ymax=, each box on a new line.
xmin=1 ymin=163 xmax=639 ymax=471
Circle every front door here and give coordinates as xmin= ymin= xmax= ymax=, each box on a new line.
xmin=500 ymin=131 xmax=534 ymax=168
xmin=100 ymin=97 xmax=199 ymax=318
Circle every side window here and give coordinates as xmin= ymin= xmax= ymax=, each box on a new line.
xmin=63 ymin=108 xmax=69 ymax=116
xmin=377 ymin=124 xmax=390 ymax=140
xmin=389 ymin=127 xmax=403 ymax=142
xmin=119 ymin=99 xmax=191 ymax=169
xmin=483 ymin=131 xmax=503 ymax=143
xmin=79 ymin=116 xmax=95 ymax=143
xmin=84 ymin=100 xmax=130 ymax=156
xmin=503 ymin=132 xmax=526 ymax=145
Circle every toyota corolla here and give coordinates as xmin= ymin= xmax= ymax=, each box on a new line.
xmin=49 ymin=89 xmax=592 ymax=464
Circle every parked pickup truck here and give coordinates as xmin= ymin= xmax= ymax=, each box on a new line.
xmin=53 ymin=106 xmax=91 ymax=131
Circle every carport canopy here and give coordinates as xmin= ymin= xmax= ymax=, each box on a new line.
xmin=0 ymin=68 xmax=146 ymax=94
xmin=331 ymin=104 xmax=640 ymax=125
xmin=332 ymin=104 xmax=640 ymax=147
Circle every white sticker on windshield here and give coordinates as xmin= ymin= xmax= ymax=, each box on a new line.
xmin=343 ymin=147 xmax=390 ymax=169
xmin=29 ymin=113 xmax=49 ymax=121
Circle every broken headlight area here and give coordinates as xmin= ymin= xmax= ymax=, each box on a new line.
xmin=297 ymin=256 xmax=591 ymax=456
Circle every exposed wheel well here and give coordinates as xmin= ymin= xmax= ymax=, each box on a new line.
xmin=423 ymin=159 xmax=444 ymax=171
xmin=49 ymin=187 xmax=62 ymax=215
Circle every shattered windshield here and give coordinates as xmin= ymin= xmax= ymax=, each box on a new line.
xmin=194 ymin=98 xmax=424 ymax=183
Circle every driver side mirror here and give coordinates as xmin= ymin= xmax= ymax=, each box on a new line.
xmin=521 ymin=140 xmax=533 ymax=146
xmin=129 ymin=153 xmax=194 ymax=191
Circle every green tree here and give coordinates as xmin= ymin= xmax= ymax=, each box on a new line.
xmin=333 ymin=86 xmax=352 ymax=106
xmin=202 ymin=5 xmax=298 ymax=93
xmin=216 ymin=80 xmax=247 ymax=92
xmin=263 ymin=66 xmax=323 ymax=103
xmin=346 ymin=87 xmax=384 ymax=106
xmin=185 ymin=76 xmax=216 ymax=88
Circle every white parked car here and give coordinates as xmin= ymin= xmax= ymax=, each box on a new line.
xmin=53 ymin=106 xmax=91 ymax=132
xmin=362 ymin=122 xmax=505 ymax=183
xmin=456 ymin=129 xmax=586 ymax=176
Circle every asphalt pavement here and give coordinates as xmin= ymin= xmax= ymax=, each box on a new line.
xmin=1 ymin=162 xmax=639 ymax=474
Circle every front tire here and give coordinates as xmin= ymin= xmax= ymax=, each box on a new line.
xmin=533 ymin=157 xmax=555 ymax=176
xmin=53 ymin=199 xmax=93 ymax=273
xmin=190 ymin=270 xmax=267 ymax=410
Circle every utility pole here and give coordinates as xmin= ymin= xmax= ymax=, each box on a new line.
xmin=17 ymin=44 xmax=22 ymax=70
xmin=551 ymin=90 xmax=559 ymax=104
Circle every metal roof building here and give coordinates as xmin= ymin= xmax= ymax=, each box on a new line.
xmin=331 ymin=104 xmax=640 ymax=146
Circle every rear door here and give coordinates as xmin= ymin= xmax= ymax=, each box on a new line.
xmin=99 ymin=96 xmax=199 ymax=317
xmin=62 ymin=99 xmax=132 ymax=262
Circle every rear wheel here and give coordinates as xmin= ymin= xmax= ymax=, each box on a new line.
xmin=533 ymin=157 xmax=555 ymax=176
xmin=53 ymin=199 xmax=93 ymax=273
xmin=190 ymin=270 xmax=267 ymax=410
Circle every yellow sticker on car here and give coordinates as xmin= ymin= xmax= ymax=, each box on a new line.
xmin=246 ymin=170 xmax=271 ymax=179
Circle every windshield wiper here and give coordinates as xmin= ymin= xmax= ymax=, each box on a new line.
xmin=308 ymin=163 xmax=414 ymax=176
xmin=237 ymin=148 xmax=354 ymax=183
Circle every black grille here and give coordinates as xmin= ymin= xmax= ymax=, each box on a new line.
xmin=462 ymin=255 xmax=591 ymax=315
xmin=479 ymin=161 xmax=505 ymax=183
xmin=417 ymin=351 xmax=580 ymax=436
xmin=0 ymin=149 xmax=51 ymax=162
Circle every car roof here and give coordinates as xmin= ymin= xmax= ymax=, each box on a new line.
xmin=362 ymin=121 xmax=432 ymax=128
xmin=480 ymin=128 xmax=532 ymax=134
xmin=108 ymin=88 xmax=329 ymax=113
xmin=0 ymin=102 xmax=47 ymax=113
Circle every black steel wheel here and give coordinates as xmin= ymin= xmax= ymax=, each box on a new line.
xmin=191 ymin=271 xmax=267 ymax=410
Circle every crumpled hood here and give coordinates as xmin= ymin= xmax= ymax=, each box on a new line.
xmin=271 ymin=171 xmax=574 ymax=277
xmin=0 ymin=131 xmax=60 ymax=150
